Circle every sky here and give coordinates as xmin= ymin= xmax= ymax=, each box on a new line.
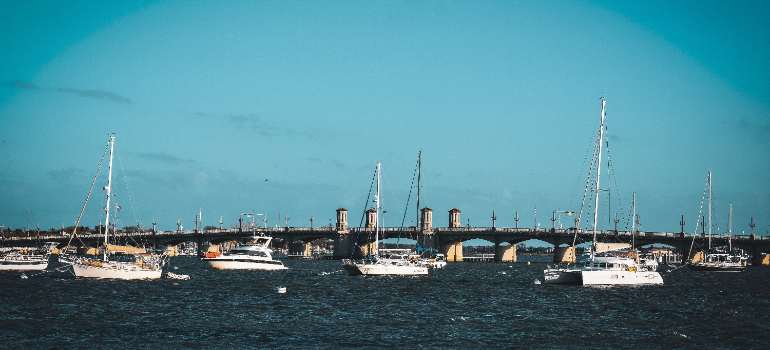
xmin=1 ymin=1 xmax=768 ymax=246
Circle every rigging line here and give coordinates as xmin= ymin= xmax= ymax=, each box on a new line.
xmin=687 ymin=173 xmax=710 ymax=262
xmin=63 ymin=137 xmax=110 ymax=253
xmin=569 ymin=112 xmax=600 ymax=211
xmin=0 ymin=132 xmax=33 ymax=226
xmin=577 ymin=129 xmax=601 ymax=229
xmin=604 ymin=138 xmax=625 ymax=231
xmin=116 ymin=144 xmax=141 ymax=229
xmin=350 ymin=164 xmax=378 ymax=259
xmin=383 ymin=174 xmax=403 ymax=222
xmin=396 ymin=155 xmax=420 ymax=247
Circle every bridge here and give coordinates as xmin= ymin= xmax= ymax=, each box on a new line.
xmin=4 ymin=226 xmax=769 ymax=265
xmin=3 ymin=208 xmax=768 ymax=265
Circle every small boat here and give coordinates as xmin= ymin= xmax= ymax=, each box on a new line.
xmin=0 ymin=243 xmax=56 ymax=271
xmin=420 ymin=253 xmax=447 ymax=269
xmin=202 ymin=236 xmax=287 ymax=270
xmin=343 ymin=162 xmax=429 ymax=276
xmin=687 ymin=174 xmax=746 ymax=272
xmin=166 ymin=272 xmax=190 ymax=280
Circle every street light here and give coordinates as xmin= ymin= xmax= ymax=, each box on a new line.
xmin=552 ymin=210 xmax=575 ymax=230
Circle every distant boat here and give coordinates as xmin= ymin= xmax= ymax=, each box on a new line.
xmin=202 ymin=236 xmax=287 ymax=270
xmin=0 ymin=243 xmax=56 ymax=271
xmin=543 ymin=97 xmax=663 ymax=285
xmin=688 ymin=174 xmax=746 ymax=272
xmin=342 ymin=162 xmax=429 ymax=276
xmin=60 ymin=134 xmax=167 ymax=279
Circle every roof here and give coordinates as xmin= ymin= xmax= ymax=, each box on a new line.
xmin=336 ymin=208 xmax=348 ymax=212
xmin=448 ymin=208 xmax=461 ymax=213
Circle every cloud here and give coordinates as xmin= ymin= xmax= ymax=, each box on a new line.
xmin=308 ymin=157 xmax=345 ymax=170
xmin=738 ymin=118 xmax=770 ymax=141
xmin=137 ymin=152 xmax=194 ymax=166
xmin=46 ymin=167 xmax=86 ymax=182
xmin=4 ymin=80 xmax=132 ymax=104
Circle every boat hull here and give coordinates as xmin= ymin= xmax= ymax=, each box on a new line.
xmin=687 ymin=263 xmax=745 ymax=272
xmin=343 ymin=262 xmax=428 ymax=276
xmin=544 ymin=269 xmax=663 ymax=285
xmin=579 ymin=270 xmax=663 ymax=285
xmin=543 ymin=269 xmax=582 ymax=285
xmin=0 ymin=259 xmax=48 ymax=271
xmin=203 ymin=259 xmax=286 ymax=270
xmin=72 ymin=263 xmax=162 ymax=279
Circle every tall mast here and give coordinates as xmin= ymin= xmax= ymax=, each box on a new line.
xmin=708 ymin=170 xmax=712 ymax=250
xmin=592 ymin=98 xmax=606 ymax=245
xmin=416 ymin=150 xmax=421 ymax=234
xmin=375 ymin=161 xmax=381 ymax=256
xmin=729 ymin=203 xmax=732 ymax=251
xmin=631 ymin=192 xmax=636 ymax=248
xmin=103 ymin=134 xmax=115 ymax=261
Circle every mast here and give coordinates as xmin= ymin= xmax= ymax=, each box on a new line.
xmin=103 ymin=134 xmax=115 ymax=261
xmin=592 ymin=98 xmax=606 ymax=245
xmin=631 ymin=192 xmax=636 ymax=248
xmin=708 ymin=170 xmax=712 ymax=250
xmin=374 ymin=161 xmax=381 ymax=256
xmin=729 ymin=203 xmax=732 ymax=251
xmin=416 ymin=150 xmax=421 ymax=234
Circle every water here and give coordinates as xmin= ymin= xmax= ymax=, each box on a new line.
xmin=2 ymin=256 xmax=769 ymax=349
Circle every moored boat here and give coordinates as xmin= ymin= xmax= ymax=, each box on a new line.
xmin=543 ymin=97 xmax=663 ymax=286
xmin=0 ymin=243 xmax=56 ymax=271
xmin=60 ymin=134 xmax=167 ymax=279
xmin=686 ymin=174 xmax=746 ymax=272
xmin=343 ymin=162 xmax=429 ymax=276
xmin=202 ymin=236 xmax=287 ymax=270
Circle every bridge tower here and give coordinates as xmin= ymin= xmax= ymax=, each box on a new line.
xmin=334 ymin=208 xmax=360 ymax=259
xmin=335 ymin=208 xmax=348 ymax=232
xmin=448 ymin=208 xmax=461 ymax=228
xmin=442 ymin=208 xmax=464 ymax=261
xmin=420 ymin=207 xmax=433 ymax=230
xmin=365 ymin=209 xmax=377 ymax=229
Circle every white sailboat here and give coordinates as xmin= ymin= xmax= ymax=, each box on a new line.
xmin=544 ymin=98 xmax=663 ymax=285
xmin=687 ymin=172 xmax=747 ymax=272
xmin=342 ymin=162 xmax=429 ymax=276
xmin=62 ymin=134 xmax=166 ymax=279
xmin=202 ymin=236 xmax=287 ymax=270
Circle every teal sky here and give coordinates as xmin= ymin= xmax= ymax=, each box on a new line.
xmin=1 ymin=1 xmax=768 ymax=243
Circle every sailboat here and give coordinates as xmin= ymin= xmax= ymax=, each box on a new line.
xmin=543 ymin=98 xmax=663 ymax=285
xmin=61 ymin=134 xmax=167 ymax=279
xmin=687 ymin=172 xmax=747 ymax=272
xmin=342 ymin=162 xmax=429 ymax=276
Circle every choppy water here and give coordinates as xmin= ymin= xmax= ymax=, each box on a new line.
xmin=2 ymin=256 xmax=769 ymax=349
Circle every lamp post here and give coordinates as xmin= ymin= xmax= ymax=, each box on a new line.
xmin=255 ymin=214 xmax=266 ymax=229
xmin=552 ymin=210 xmax=575 ymax=230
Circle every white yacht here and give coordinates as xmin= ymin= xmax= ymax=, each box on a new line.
xmin=543 ymin=98 xmax=663 ymax=286
xmin=0 ymin=243 xmax=56 ymax=271
xmin=203 ymin=236 xmax=287 ymax=270
xmin=343 ymin=162 xmax=429 ymax=276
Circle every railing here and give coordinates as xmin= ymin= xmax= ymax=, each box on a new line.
xmin=3 ymin=227 xmax=768 ymax=241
